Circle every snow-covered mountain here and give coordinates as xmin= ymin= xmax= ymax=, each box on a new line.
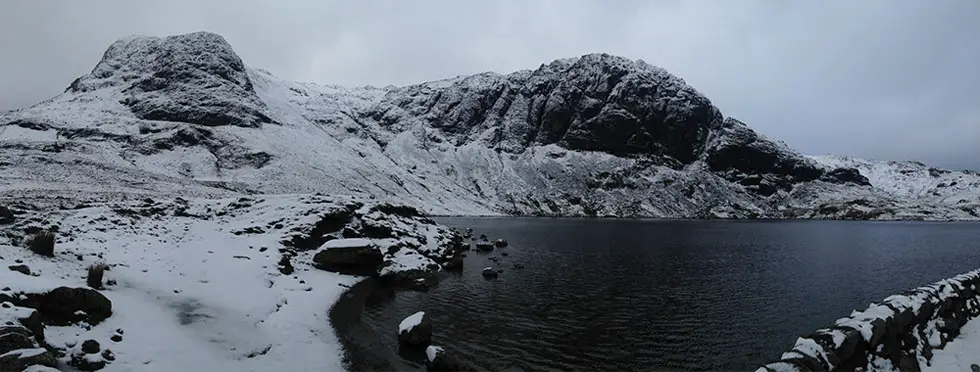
xmin=2 ymin=31 xmax=978 ymax=220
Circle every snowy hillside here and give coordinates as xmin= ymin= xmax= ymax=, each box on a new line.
xmin=1 ymin=31 xmax=978 ymax=220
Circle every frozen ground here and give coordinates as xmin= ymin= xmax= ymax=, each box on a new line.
xmin=0 ymin=194 xmax=460 ymax=371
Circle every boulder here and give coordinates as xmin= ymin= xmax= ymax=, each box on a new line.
xmin=81 ymin=339 xmax=101 ymax=354
xmin=0 ymin=206 xmax=13 ymax=225
xmin=398 ymin=311 xmax=433 ymax=347
xmin=482 ymin=267 xmax=498 ymax=278
xmin=312 ymin=238 xmax=383 ymax=275
xmin=12 ymin=308 xmax=44 ymax=342
xmin=411 ymin=278 xmax=432 ymax=291
xmin=8 ymin=265 xmax=31 ymax=276
xmin=70 ymin=341 xmax=108 ymax=371
xmin=474 ymin=241 xmax=494 ymax=252
xmin=425 ymin=345 xmax=461 ymax=372
xmin=0 ymin=331 xmax=35 ymax=355
xmin=0 ymin=348 xmax=57 ymax=371
xmin=494 ymin=239 xmax=508 ymax=248
xmin=442 ymin=255 xmax=463 ymax=271
xmin=26 ymin=287 xmax=113 ymax=326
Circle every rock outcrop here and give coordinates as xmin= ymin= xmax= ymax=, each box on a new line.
xmin=68 ymin=32 xmax=274 ymax=128
xmin=312 ymin=238 xmax=384 ymax=275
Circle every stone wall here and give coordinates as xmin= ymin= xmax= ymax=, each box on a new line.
xmin=758 ymin=269 xmax=980 ymax=371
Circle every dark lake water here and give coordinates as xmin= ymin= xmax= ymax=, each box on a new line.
xmin=335 ymin=218 xmax=980 ymax=372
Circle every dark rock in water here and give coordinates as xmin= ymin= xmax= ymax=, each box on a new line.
xmin=0 ymin=206 xmax=14 ymax=225
xmin=494 ymin=239 xmax=508 ymax=248
xmin=81 ymin=339 xmax=101 ymax=354
xmin=478 ymin=234 xmax=487 ymax=241
xmin=7 ymin=265 xmax=30 ymax=276
xmin=443 ymin=255 xmax=463 ymax=271
xmin=312 ymin=239 xmax=383 ymax=275
xmin=410 ymin=278 xmax=432 ymax=291
xmin=0 ymin=348 xmax=57 ymax=371
xmin=425 ymin=345 xmax=461 ymax=372
xmin=513 ymin=263 xmax=525 ymax=270
xmin=501 ymin=252 xmax=509 ymax=257
xmin=22 ymin=287 xmax=113 ymax=326
xmin=482 ymin=267 xmax=499 ymax=278
xmin=398 ymin=311 xmax=432 ymax=347
xmin=0 ymin=331 xmax=34 ymax=355
xmin=474 ymin=241 xmax=494 ymax=252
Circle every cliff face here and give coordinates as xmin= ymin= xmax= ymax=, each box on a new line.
xmin=1 ymin=31 xmax=977 ymax=219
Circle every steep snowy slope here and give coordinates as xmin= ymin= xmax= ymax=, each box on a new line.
xmin=1 ymin=31 xmax=977 ymax=220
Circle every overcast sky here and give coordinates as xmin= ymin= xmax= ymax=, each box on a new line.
xmin=1 ymin=1 xmax=977 ymax=169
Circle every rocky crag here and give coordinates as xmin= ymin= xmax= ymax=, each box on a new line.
xmin=2 ymin=32 xmax=978 ymax=220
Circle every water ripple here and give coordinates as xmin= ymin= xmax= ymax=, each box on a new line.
xmin=347 ymin=218 xmax=980 ymax=372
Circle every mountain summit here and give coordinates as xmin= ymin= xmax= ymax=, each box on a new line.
xmin=2 ymin=31 xmax=978 ymax=220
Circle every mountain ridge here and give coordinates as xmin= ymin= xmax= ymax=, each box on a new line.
xmin=2 ymin=31 xmax=978 ymax=220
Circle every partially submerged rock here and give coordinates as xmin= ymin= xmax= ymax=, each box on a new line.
xmin=494 ymin=239 xmax=508 ymax=248
xmin=474 ymin=241 xmax=494 ymax=252
xmin=482 ymin=267 xmax=498 ymax=278
xmin=398 ymin=311 xmax=433 ymax=347
xmin=425 ymin=345 xmax=461 ymax=372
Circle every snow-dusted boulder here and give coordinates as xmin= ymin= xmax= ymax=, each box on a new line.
xmin=494 ymin=239 xmax=508 ymax=248
xmin=312 ymin=238 xmax=383 ymax=275
xmin=0 ymin=330 xmax=34 ymax=355
xmin=22 ymin=287 xmax=113 ymax=326
xmin=69 ymin=339 xmax=110 ymax=371
xmin=425 ymin=345 xmax=461 ymax=372
xmin=0 ymin=302 xmax=43 ymax=343
xmin=0 ymin=348 xmax=57 ymax=371
xmin=398 ymin=311 xmax=432 ymax=347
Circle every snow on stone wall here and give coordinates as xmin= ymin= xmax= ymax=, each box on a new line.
xmin=758 ymin=269 xmax=980 ymax=371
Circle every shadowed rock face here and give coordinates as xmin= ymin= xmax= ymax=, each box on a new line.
xmin=365 ymin=53 xmax=722 ymax=163
xmin=68 ymin=32 xmax=273 ymax=128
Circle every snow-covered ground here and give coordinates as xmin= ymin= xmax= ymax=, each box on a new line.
xmin=922 ymin=320 xmax=980 ymax=371
xmin=0 ymin=194 xmax=461 ymax=371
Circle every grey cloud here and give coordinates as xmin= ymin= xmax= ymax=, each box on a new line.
xmin=0 ymin=0 xmax=976 ymax=169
